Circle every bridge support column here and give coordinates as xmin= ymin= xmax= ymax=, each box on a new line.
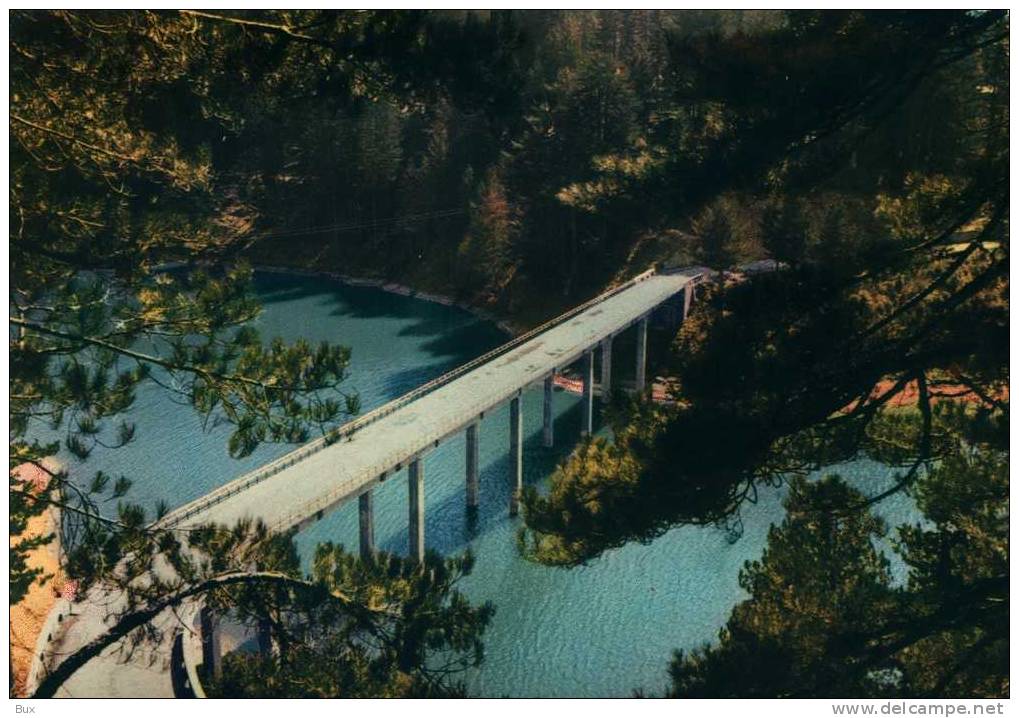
xmin=600 ymin=336 xmax=613 ymax=403
xmin=509 ymin=395 xmax=523 ymax=515
xmin=200 ymin=606 xmax=222 ymax=681
xmin=635 ymin=316 xmax=648 ymax=393
xmin=466 ymin=423 xmax=480 ymax=510
xmin=358 ymin=490 xmax=375 ymax=560
xmin=582 ymin=350 xmax=594 ymax=436
xmin=683 ymin=282 xmax=695 ymax=320
xmin=408 ymin=458 xmax=425 ymax=562
xmin=543 ymin=375 xmax=554 ymax=448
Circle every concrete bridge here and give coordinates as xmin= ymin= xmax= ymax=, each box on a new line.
xmin=31 ymin=266 xmax=699 ymax=697
xmin=156 ymin=266 xmax=699 ymax=560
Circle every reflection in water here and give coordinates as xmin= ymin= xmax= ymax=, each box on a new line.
xmin=29 ymin=271 xmax=920 ymax=697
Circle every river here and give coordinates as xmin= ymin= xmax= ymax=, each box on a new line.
xmin=33 ymin=271 xmax=921 ymax=697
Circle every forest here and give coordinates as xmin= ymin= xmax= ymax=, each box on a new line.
xmin=9 ymin=10 xmax=1009 ymax=699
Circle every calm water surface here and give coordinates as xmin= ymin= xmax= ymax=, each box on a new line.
xmin=36 ymin=272 xmax=920 ymax=697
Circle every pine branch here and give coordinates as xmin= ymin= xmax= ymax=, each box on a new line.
xmin=10 ymin=316 xmax=325 ymax=393
xmin=30 ymin=569 xmax=395 ymax=698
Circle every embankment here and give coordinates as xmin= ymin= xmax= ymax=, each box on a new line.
xmin=10 ymin=459 xmax=65 ymax=697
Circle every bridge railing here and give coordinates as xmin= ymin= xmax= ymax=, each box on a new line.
xmin=266 ymin=378 xmax=519 ymax=533
xmin=156 ymin=267 xmax=661 ymax=529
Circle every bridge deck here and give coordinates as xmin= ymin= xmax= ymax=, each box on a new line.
xmin=173 ymin=271 xmax=696 ymax=532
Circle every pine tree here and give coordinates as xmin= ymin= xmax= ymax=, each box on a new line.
xmin=692 ymin=204 xmax=739 ymax=269
xmin=761 ymin=198 xmax=809 ymax=266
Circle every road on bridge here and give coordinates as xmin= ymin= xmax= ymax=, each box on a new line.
xmin=167 ymin=269 xmax=697 ymax=534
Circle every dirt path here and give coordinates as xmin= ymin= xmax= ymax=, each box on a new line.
xmin=9 ymin=460 xmax=64 ymax=697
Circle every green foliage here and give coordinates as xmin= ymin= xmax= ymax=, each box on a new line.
xmin=9 ymin=11 xmax=368 ymax=613
xmin=670 ymin=476 xmax=895 ymax=697
xmin=519 ymin=437 xmax=641 ymax=566
xmin=519 ymin=14 xmax=1007 ymax=698
xmin=691 ymin=203 xmax=741 ymax=269
xmin=523 ymin=9 xmax=1007 ymax=565
xmin=668 ymin=410 xmax=1007 ymax=698
xmin=8 ymin=8 xmax=1010 ymax=699
xmin=204 ymin=546 xmax=494 ymax=698
xmin=458 ymin=168 xmax=519 ymax=297
xmin=10 ymin=17 xmax=511 ymax=697
xmin=889 ymin=431 xmax=1009 ymax=697
xmin=234 ymin=11 xmax=685 ymax=305
xmin=760 ymin=198 xmax=808 ymax=267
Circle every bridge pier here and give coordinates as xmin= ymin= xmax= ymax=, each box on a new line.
xmin=635 ymin=316 xmax=648 ymax=393
xmin=600 ymin=336 xmax=613 ymax=403
xmin=683 ymin=282 xmax=694 ymax=320
xmin=582 ymin=349 xmax=594 ymax=435
xmin=466 ymin=423 xmax=480 ymax=510
xmin=408 ymin=458 xmax=425 ymax=562
xmin=509 ymin=395 xmax=523 ymax=515
xmin=358 ymin=490 xmax=375 ymax=559
xmin=543 ymin=375 xmax=554 ymax=447
xmin=200 ymin=606 xmax=222 ymax=681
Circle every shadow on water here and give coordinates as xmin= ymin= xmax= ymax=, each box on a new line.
xmin=334 ymin=296 xmax=505 ymax=361
xmin=399 ymin=318 xmax=505 ymax=360
xmin=254 ymin=272 xmax=506 ymax=362
xmin=252 ymin=275 xmax=335 ymax=305
xmin=430 ymin=397 xmax=595 ymax=558
xmin=371 ymin=361 xmax=460 ymax=400
xmin=253 ymin=272 xmax=431 ymax=321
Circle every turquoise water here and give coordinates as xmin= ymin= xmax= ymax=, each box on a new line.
xmin=33 ymin=271 xmax=920 ymax=697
